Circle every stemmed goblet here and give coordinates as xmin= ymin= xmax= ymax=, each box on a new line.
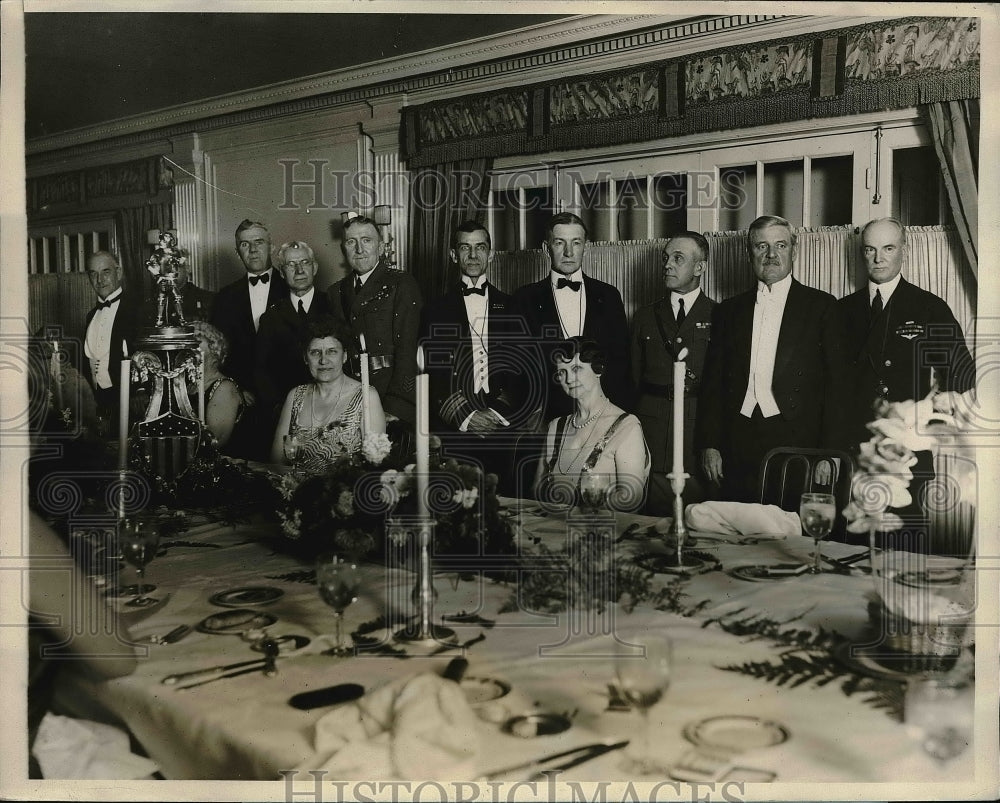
xmin=579 ymin=471 xmax=611 ymax=515
xmin=316 ymin=554 xmax=361 ymax=656
xmin=800 ymin=493 xmax=836 ymax=574
xmin=117 ymin=516 xmax=162 ymax=608
xmin=615 ymin=634 xmax=673 ymax=775
xmin=283 ymin=433 xmax=302 ymax=468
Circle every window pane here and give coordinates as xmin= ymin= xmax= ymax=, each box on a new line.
xmin=616 ymin=177 xmax=648 ymax=241
xmin=578 ymin=180 xmax=610 ymax=242
xmin=892 ymin=146 xmax=941 ymax=225
xmin=809 ymin=155 xmax=853 ymax=227
xmin=763 ymin=161 xmax=803 ymax=227
xmin=492 ymin=189 xmax=518 ymax=251
xmin=523 ymin=187 xmax=553 ymax=250
xmin=651 ymin=174 xmax=687 ymax=239
xmin=719 ymin=165 xmax=756 ymax=231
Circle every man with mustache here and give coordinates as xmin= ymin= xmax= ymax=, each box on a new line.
xmin=696 ymin=215 xmax=847 ymax=502
xmin=631 ymin=232 xmax=716 ymax=512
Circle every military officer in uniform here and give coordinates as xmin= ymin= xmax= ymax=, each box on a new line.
xmin=327 ymin=213 xmax=422 ymax=449
xmin=631 ymin=232 xmax=716 ymax=513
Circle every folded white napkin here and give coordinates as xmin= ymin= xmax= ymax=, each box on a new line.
xmin=300 ymin=673 xmax=479 ymax=780
xmin=684 ymin=501 xmax=800 ymax=537
xmin=32 ymin=713 xmax=159 ymax=779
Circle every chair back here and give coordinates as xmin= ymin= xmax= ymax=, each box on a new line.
xmin=758 ymin=447 xmax=854 ymax=539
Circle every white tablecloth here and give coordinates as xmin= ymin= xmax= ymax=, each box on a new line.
xmin=52 ymin=506 xmax=979 ymax=785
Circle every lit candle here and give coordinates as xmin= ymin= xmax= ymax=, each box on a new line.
xmin=416 ymin=345 xmax=429 ymax=520
xmin=118 ymin=359 xmax=131 ymax=470
xmin=672 ymin=347 xmax=689 ymax=474
xmin=359 ymin=333 xmax=371 ymax=434
xmin=50 ymin=340 xmax=64 ymax=413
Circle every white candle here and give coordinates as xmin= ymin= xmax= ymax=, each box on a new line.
xmin=198 ymin=353 xmax=206 ymax=424
xmin=359 ymin=334 xmax=371 ymax=435
xmin=672 ymin=348 xmax=689 ymax=474
xmin=416 ymin=346 xmax=429 ymax=520
xmin=50 ymin=340 xmax=64 ymax=412
xmin=118 ymin=359 xmax=131 ymax=470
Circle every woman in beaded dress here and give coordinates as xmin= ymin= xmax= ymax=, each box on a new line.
xmin=534 ymin=337 xmax=649 ymax=511
xmin=190 ymin=321 xmax=250 ymax=452
xmin=271 ymin=317 xmax=386 ymax=473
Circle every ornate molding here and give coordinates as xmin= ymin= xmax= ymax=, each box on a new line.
xmin=28 ymin=14 xmax=789 ymax=159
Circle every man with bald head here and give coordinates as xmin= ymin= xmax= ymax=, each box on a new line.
xmin=839 ymin=217 xmax=974 ymax=445
xmin=696 ymin=215 xmax=847 ymax=502
xmin=83 ymin=250 xmax=140 ymax=430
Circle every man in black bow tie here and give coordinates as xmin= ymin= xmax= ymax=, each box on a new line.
xmin=210 ymin=219 xmax=287 ymax=457
xmin=419 ymin=221 xmax=533 ymax=491
xmin=512 ymin=212 xmax=633 ymax=424
xmin=83 ymin=251 xmax=140 ymax=432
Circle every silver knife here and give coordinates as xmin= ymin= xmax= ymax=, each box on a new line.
xmin=482 ymin=740 xmax=629 ymax=780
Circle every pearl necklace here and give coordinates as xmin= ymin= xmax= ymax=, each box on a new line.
xmin=571 ymin=398 xmax=608 ymax=429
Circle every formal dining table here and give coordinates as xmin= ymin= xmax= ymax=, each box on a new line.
xmin=53 ymin=499 xmax=979 ymax=787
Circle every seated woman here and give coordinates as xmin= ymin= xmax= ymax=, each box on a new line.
xmin=271 ymin=316 xmax=386 ymax=473
xmin=534 ymin=337 xmax=649 ymax=511
xmin=190 ymin=321 xmax=250 ymax=452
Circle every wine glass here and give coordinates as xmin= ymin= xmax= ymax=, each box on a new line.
xmin=283 ymin=433 xmax=302 ymax=467
xmin=579 ymin=472 xmax=611 ymax=514
xmin=800 ymin=493 xmax=836 ymax=573
xmin=615 ymin=634 xmax=673 ymax=775
xmin=316 ymin=554 xmax=361 ymax=656
xmin=117 ymin=516 xmax=161 ymax=608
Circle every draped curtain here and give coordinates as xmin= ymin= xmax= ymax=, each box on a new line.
xmin=925 ymin=99 xmax=979 ymax=279
xmin=117 ymin=203 xmax=173 ymax=303
xmin=491 ymin=227 xmax=974 ymax=343
xmin=407 ymin=158 xmax=493 ymax=299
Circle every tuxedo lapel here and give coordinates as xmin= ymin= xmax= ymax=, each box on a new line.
xmin=774 ymin=282 xmax=807 ymax=378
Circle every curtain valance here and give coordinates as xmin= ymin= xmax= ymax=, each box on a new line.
xmin=401 ymin=17 xmax=980 ymax=167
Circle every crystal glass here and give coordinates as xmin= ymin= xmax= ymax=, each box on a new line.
xmin=117 ymin=516 xmax=161 ymax=608
xmin=905 ymin=672 xmax=973 ymax=764
xmin=316 ymin=554 xmax=361 ymax=656
xmin=579 ymin=472 xmax=611 ymax=514
xmin=615 ymin=634 xmax=673 ymax=775
xmin=800 ymin=492 xmax=836 ymax=573
xmin=283 ymin=433 xmax=302 ymax=466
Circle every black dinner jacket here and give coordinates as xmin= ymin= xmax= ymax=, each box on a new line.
xmin=511 ymin=274 xmax=633 ymax=421
xmin=83 ymin=288 xmax=142 ymax=395
xmin=254 ymin=291 xmax=335 ymax=415
xmin=209 ymin=269 xmax=287 ymax=393
xmin=419 ymin=282 xmax=533 ymax=432
xmin=696 ymin=279 xmax=848 ymax=454
xmin=838 ymin=277 xmax=975 ymax=442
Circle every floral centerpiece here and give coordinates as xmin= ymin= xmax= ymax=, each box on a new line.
xmin=275 ymin=435 xmax=516 ymax=563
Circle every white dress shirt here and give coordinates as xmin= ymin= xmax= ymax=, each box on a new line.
xmin=551 ymin=269 xmax=586 ymax=338
xmin=291 ymin=286 xmax=315 ymax=313
xmin=868 ymin=272 xmax=902 ymax=305
xmin=462 ymin=277 xmax=490 ymax=395
xmin=740 ymin=274 xmax=792 ymax=418
xmin=84 ymin=289 xmax=123 ymax=390
xmin=249 ymin=269 xmax=274 ymax=332
xmin=671 ymin=287 xmax=702 ymax=321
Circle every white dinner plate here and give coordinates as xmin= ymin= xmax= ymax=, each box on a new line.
xmin=460 ymin=676 xmax=511 ymax=705
xmin=683 ymin=715 xmax=789 ymax=752
xmin=209 ymin=586 xmax=284 ymax=607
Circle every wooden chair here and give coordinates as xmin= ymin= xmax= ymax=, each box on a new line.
xmin=758 ymin=447 xmax=855 ymax=540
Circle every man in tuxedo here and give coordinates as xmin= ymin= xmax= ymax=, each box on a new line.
xmin=697 ymin=215 xmax=847 ymax=502
xmin=631 ymin=232 xmax=716 ymax=512
xmin=839 ymin=217 xmax=974 ymax=444
xmin=83 ymin=250 xmax=140 ymax=431
xmin=327 ymin=213 xmax=421 ymax=432
xmin=209 ymin=219 xmax=287 ymax=394
xmin=419 ymin=220 xmax=533 ymax=492
xmin=255 ymin=240 xmax=334 ymax=428
xmin=512 ymin=212 xmax=632 ymax=424
xmin=209 ymin=219 xmax=287 ymax=459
